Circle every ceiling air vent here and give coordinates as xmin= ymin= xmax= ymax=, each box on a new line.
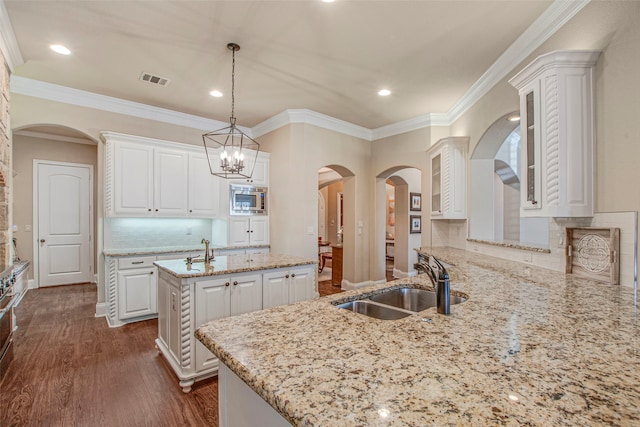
xmin=139 ymin=72 xmax=170 ymax=87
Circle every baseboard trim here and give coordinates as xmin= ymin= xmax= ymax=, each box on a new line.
xmin=95 ymin=302 xmax=107 ymax=318
xmin=27 ymin=279 xmax=37 ymax=289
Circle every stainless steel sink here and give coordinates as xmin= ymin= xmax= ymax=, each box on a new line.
xmin=336 ymin=286 xmax=467 ymax=320
xmin=337 ymin=300 xmax=413 ymax=320
xmin=369 ymin=287 xmax=466 ymax=312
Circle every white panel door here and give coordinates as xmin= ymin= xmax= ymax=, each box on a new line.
xmin=288 ymin=266 xmax=316 ymax=304
xmin=195 ymin=277 xmax=231 ymax=372
xmin=117 ymin=267 xmax=157 ymax=319
xmin=154 ymin=148 xmax=189 ymax=216
xmin=262 ymin=270 xmax=289 ymax=309
xmin=229 ymin=217 xmax=251 ymax=246
xmin=248 ymin=217 xmax=269 ymax=245
xmin=37 ymin=163 xmax=92 ymax=287
xmin=188 ymin=152 xmax=219 ymax=217
xmin=229 ymin=273 xmax=263 ymax=316
xmin=114 ymin=142 xmax=154 ymax=215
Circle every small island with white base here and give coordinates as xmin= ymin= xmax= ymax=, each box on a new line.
xmin=153 ymin=253 xmax=317 ymax=392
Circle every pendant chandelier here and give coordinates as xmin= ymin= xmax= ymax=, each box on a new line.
xmin=203 ymin=43 xmax=260 ymax=179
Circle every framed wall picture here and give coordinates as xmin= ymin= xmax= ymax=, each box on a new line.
xmin=410 ymin=215 xmax=422 ymax=233
xmin=410 ymin=192 xmax=422 ymax=211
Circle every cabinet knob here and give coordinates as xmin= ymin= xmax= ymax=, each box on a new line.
xmin=40 ymin=239 xmax=46 ymax=243
xmin=150 ymin=271 xmax=154 ymax=275
xmin=285 ymin=274 xmax=289 ymax=278
xmin=189 ymin=209 xmax=193 ymax=213
xmin=250 ymin=230 xmax=254 ymax=233
xmin=148 ymin=208 xmax=152 ymax=212
xmin=225 ymin=282 xmax=230 ymax=287
xmin=155 ymin=209 xmax=159 ymax=212
xmin=291 ymin=274 xmax=296 ymax=278
xmin=233 ymin=281 xmax=238 ymax=286
xmin=246 ymin=230 xmax=250 ymax=233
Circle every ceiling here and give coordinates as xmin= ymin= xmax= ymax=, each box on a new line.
xmin=5 ymin=0 xmax=553 ymax=130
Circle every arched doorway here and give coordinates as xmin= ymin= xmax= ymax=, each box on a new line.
xmin=317 ymin=165 xmax=353 ymax=295
xmin=375 ymin=166 xmax=422 ymax=282
xmin=12 ymin=125 xmax=98 ymax=287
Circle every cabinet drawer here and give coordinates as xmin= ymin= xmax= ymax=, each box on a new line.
xmin=118 ymin=256 xmax=156 ymax=270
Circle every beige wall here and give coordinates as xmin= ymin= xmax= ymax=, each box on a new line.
xmin=13 ymin=135 xmax=98 ymax=280
xmin=258 ymin=123 xmax=372 ymax=285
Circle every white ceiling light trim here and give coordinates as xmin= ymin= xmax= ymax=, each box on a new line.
xmin=0 ymin=0 xmax=24 ymax=71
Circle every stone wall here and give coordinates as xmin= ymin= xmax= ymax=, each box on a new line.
xmin=0 ymin=49 xmax=11 ymax=266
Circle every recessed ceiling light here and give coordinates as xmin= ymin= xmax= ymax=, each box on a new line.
xmin=50 ymin=44 xmax=71 ymax=55
xmin=210 ymin=90 xmax=223 ymax=98
xmin=507 ymin=115 xmax=520 ymax=122
xmin=378 ymin=89 xmax=391 ymax=97
xmin=322 ymin=0 xmax=335 ymax=3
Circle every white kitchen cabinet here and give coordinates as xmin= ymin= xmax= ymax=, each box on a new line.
xmin=428 ymin=137 xmax=468 ymax=219
xmin=228 ymin=216 xmax=269 ymax=246
xmin=509 ymin=50 xmax=600 ymax=218
xmin=116 ymin=256 xmax=157 ymax=320
xmin=188 ymin=152 xmax=220 ymax=217
xmin=263 ymin=265 xmax=317 ymax=309
xmin=103 ymin=132 xmax=221 ymax=218
xmin=154 ymin=148 xmax=189 ymax=216
xmin=112 ymin=141 xmax=154 ymax=216
xmin=231 ymin=151 xmax=269 ymax=186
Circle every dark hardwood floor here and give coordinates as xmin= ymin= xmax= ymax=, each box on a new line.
xmin=0 ymin=284 xmax=218 ymax=427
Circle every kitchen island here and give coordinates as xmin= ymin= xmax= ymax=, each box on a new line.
xmin=196 ymin=247 xmax=639 ymax=426
xmin=154 ymin=253 xmax=317 ymax=392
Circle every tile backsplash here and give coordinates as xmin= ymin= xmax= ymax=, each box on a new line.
xmin=104 ymin=218 xmax=213 ymax=249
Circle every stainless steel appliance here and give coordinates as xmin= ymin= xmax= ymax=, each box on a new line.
xmin=0 ymin=269 xmax=16 ymax=378
xmin=230 ymin=184 xmax=268 ymax=215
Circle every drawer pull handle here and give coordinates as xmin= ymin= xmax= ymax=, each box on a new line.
xmin=132 ymin=261 xmax=144 ymax=264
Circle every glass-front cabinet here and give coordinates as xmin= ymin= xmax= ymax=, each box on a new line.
xmin=428 ymin=137 xmax=469 ymax=220
xmin=509 ymin=50 xmax=600 ymax=218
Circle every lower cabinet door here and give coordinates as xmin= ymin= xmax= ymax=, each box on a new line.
xmin=195 ymin=277 xmax=231 ymax=372
xmin=117 ymin=267 xmax=157 ymax=320
xmin=230 ymin=273 xmax=263 ymax=316
xmin=262 ymin=270 xmax=289 ymax=309
xmin=288 ymin=266 xmax=316 ymax=304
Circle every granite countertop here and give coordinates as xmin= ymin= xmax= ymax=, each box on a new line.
xmin=103 ymin=244 xmax=270 ymax=257
xmin=195 ymin=247 xmax=639 ymax=426
xmin=154 ymin=253 xmax=316 ymax=279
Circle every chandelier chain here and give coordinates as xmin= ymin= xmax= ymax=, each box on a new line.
xmin=230 ymin=45 xmax=235 ymax=121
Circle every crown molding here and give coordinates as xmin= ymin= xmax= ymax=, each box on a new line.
xmin=0 ymin=0 xmax=24 ymax=71
xmin=446 ymin=0 xmax=590 ymax=124
xmin=371 ymin=113 xmax=450 ymax=141
xmin=9 ymin=76 xmax=252 ymax=134
xmin=7 ymin=0 xmax=589 ymax=142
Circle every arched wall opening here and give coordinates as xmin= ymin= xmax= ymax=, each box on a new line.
xmin=12 ymin=124 xmax=99 ymax=282
xmin=469 ymin=111 xmax=548 ymax=246
xmin=375 ymin=166 xmax=422 ymax=281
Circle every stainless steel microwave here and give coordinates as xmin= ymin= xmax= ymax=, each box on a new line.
xmin=229 ymin=184 xmax=268 ymax=215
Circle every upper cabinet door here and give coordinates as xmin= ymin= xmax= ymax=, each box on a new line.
xmin=188 ymin=152 xmax=219 ymax=217
xmin=113 ymin=142 xmax=154 ymax=216
xmin=428 ymin=137 xmax=468 ymax=220
xmin=509 ymin=50 xmax=599 ymax=218
xmin=154 ymin=148 xmax=189 ymax=216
